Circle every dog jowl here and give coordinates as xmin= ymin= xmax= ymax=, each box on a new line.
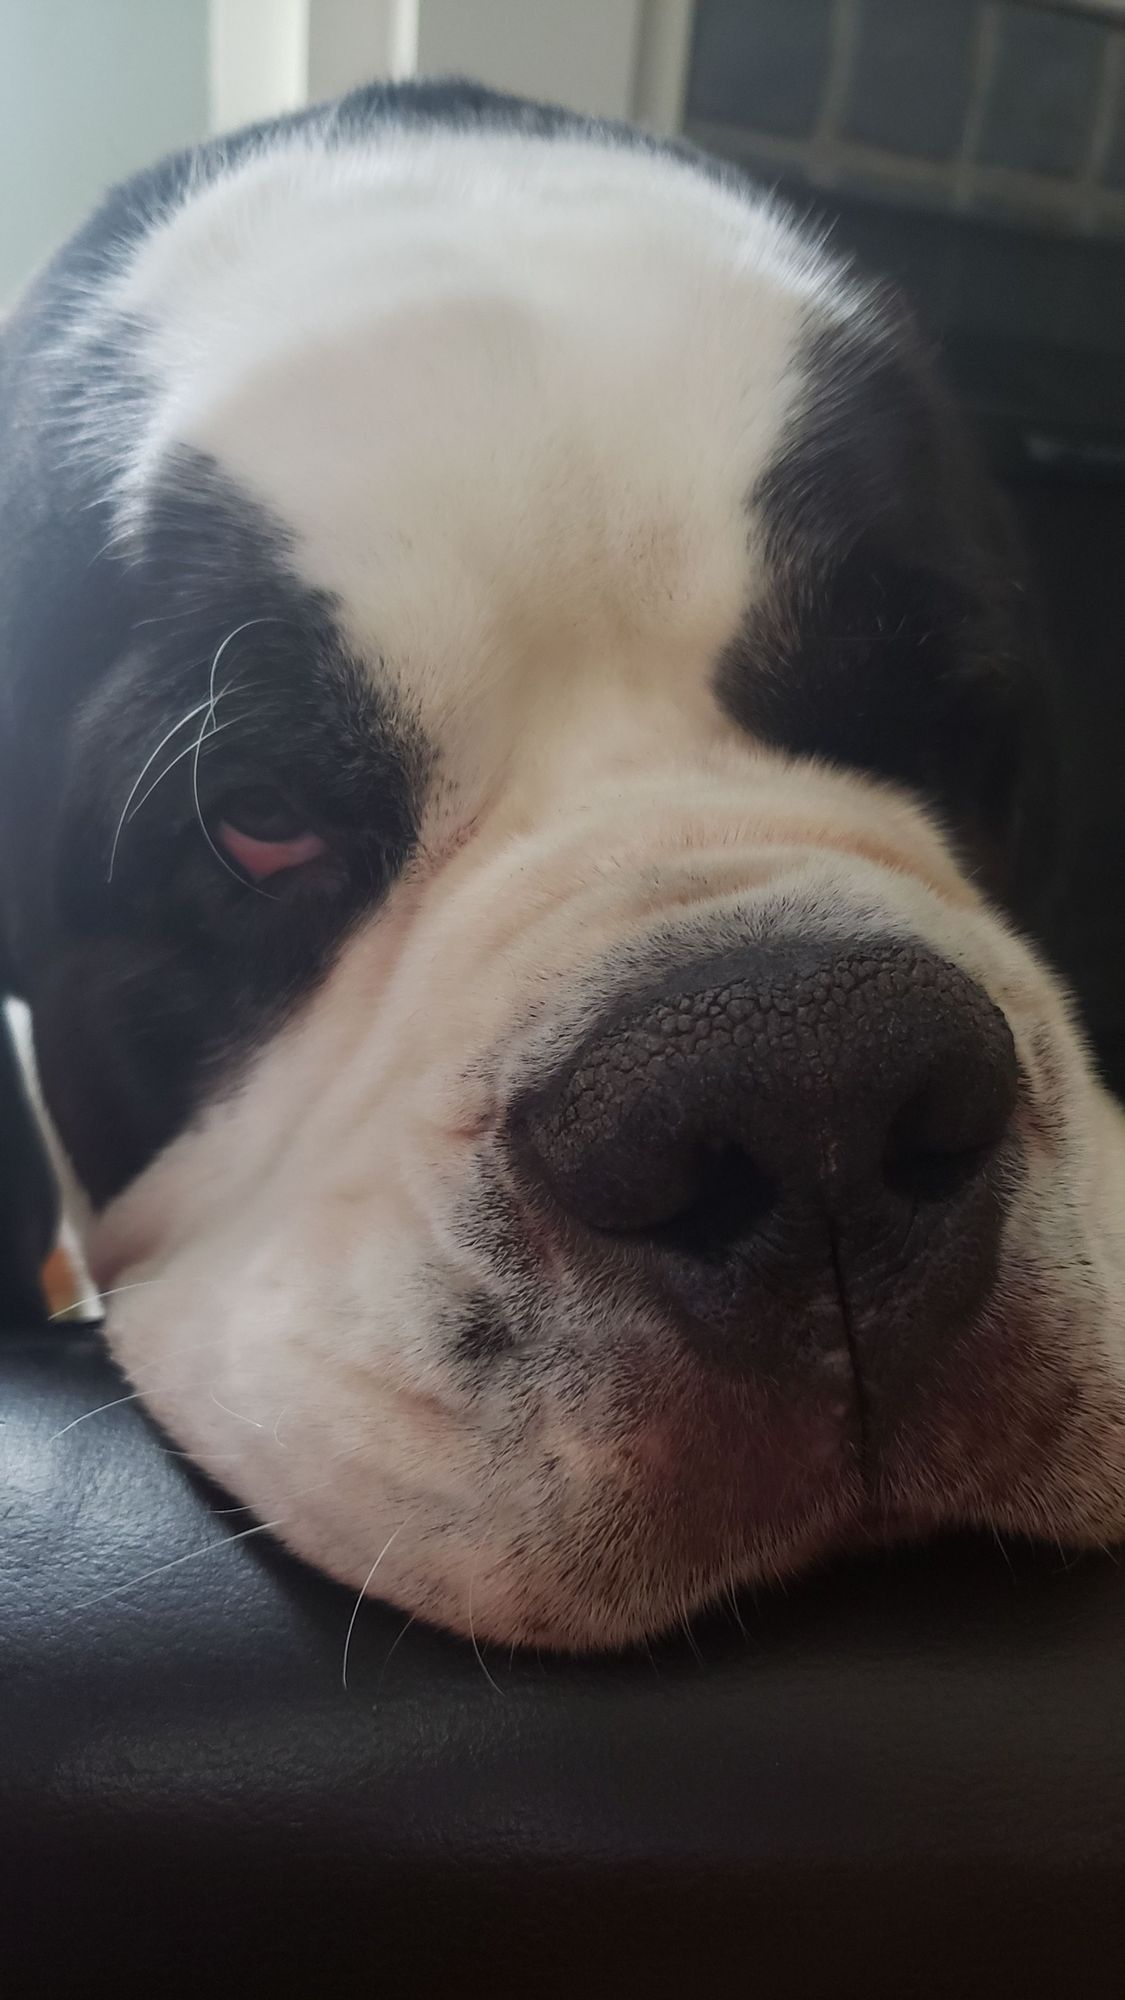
xmin=2 ymin=82 xmax=1124 ymax=1649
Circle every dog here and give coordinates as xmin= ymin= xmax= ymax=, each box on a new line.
xmin=2 ymin=80 xmax=1124 ymax=1652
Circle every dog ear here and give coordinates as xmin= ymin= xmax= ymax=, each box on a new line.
xmin=0 ymin=985 xmax=58 ymax=1327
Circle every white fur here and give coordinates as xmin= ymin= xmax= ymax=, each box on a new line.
xmin=69 ymin=117 xmax=1125 ymax=1649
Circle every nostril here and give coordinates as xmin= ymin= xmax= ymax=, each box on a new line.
xmin=621 ymin=1144 xmax=777 ymax=1265
xmin=882 ymin=1077 xmax=1011 ymax=1204
xmin=882 ymin=1132 xmax=994 ymax=1204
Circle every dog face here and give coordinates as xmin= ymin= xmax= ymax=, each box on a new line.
xmin=3 ymin=85 xmax=1124 ymax=1650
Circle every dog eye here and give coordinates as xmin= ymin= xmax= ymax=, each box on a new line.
xmin=215 ymin=787 xmax=328 ymax=882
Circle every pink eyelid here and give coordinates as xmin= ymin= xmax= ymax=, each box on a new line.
xmin=217 ymin=822 xmax=328 ymax=880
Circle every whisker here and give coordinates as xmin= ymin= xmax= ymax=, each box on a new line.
xmin=189 ymin=620 xmax=281 ymax=895
xmin=191 ymin=700 xmax=273 ymax=897
xmin=341 ymin=1525 xmax=405 ymax=1691
xmin=467 ymin=1570 xmax=505 ymax=1696
xmin=990 ymin=1526 xmax=1018 ymax=1581
xmin=107 ymin=646 xmax=268 ymax=883
xmin=49 ymin=1275 xmax=166 ymax=1322
xmin=157 ymin=1445 xmax=247 ymax=1463
xmin=47 ymin=1388 xmax=149 ymax=1440
xmin=125 ymin=712 xmax=242 ymax=822
xmin=107 ymin=696 xmax=214 ymax=881
xmin=70 ymin=1517 xmax=285 ymax=1612
xmin=379 ymin=1611 xmax=418 ymax=1679
xmin=209 ymin=1387 xmax=265 ymax=1429
xmin=679 ymin=1611 xmax=705 ymax=1667
xmin=725 ymin=1561 xmax=749 ymax=1640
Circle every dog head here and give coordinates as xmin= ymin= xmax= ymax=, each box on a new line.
xmin=3 ymin=84 xmax=1124 ymax=1649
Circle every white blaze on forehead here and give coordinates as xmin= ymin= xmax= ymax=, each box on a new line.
xmin=108 ymin=125 xmax=846 ymax=736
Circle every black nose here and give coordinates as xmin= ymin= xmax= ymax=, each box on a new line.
xmin=510 ymin=939 xmax=1018 ymax=1287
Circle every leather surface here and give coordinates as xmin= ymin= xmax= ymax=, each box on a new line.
xmin=3 ymin=1327 xmax=1125 ymax=1995
xmin=0 ymin=1004 xmax=54 ymax=1323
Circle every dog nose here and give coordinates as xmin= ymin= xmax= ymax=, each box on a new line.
xmin=511 ymin=940 xmax=1018 ymax=1276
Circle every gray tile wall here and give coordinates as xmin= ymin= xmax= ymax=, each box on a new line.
xmin=688 ymin=0 xmax=834 ymax=134
xmin=841 ymin=0 xmax=980 ymax=162
xmin=684 ymin=0 xmax=1125 ymax=238
xmin=978 ymin=6 xmax=1105 ymax=177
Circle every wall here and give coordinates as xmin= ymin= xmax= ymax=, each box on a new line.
xmin=685 ymin=0 xmax=1125 ymax=238
xmin=0 ymin=0 xmax=694 ymax=299
xmin=0 ymin=0 xmax=209 ymax=300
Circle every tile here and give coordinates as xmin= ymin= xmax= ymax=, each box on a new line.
xmin=841 ymin=0 xmax=980 ymax=162
xmin=730 ymin=153 xmax=811 ymax=195
xmin=968 ymin=181 xmax=1085 ymax=235
xmin=977 ymin=4 xmax=1105 ymax=179
xmin=686 ymin=0 xmax=834 ymax=137
xmin=682 ymin=121 xmax=811 ymax=190
xmin=835 ymin=164 xmax=955 ymax=215
xmin=1099 ymin=51 xmax=1125 ymax=190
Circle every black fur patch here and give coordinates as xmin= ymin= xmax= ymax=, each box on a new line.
xmin=452 ymin=1296 xmax=516 ymax=1364
xmin=0 ymin=80 xmax=719 ymax=1207
xmin=9 ymin=451 xmax=427 ymax=1202
xmin=717 ymin=301 xmax=1055 ymax=921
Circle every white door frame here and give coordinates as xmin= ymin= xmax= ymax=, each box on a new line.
xmin=208 ymin=0 xmax=695 ymax=136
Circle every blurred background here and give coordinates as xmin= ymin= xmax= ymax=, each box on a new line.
xmin=3 ymin=0 xmax=1124 ymax=1089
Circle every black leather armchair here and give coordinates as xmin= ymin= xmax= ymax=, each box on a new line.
xmin=4 ymin=1315 xmax=1125 ymax=1995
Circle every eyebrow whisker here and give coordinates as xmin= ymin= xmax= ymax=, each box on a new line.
xmin=107 ymin=695 xmax=214 ymax=882
xmin=108 ymin=613 xmax=283 ymax=886
xmin=126 ymin=712 xmax=241 ymax=822
xmin=190 ymin=621 xmax=282 ymax=897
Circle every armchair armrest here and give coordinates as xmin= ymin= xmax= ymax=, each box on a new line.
xmin=4 ymin=1324 xmax=1125 ymax=1995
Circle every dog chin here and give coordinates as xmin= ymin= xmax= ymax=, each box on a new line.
xmin=95 ymin=1230 xmax=1125 ymax=1653
xmin=288 ymin=1496 xmax=856 ymax=1656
